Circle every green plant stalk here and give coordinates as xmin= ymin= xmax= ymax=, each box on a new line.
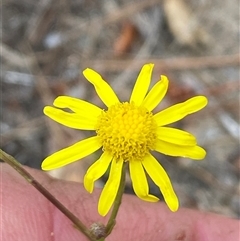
xmin=100 ymin=162 xmax=127 ymax=240
xmin=0 ymin=149 xmax=95 ymax=241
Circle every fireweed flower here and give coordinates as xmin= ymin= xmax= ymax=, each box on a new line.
xmin=42 ymin=63 xmax=207 ymax=216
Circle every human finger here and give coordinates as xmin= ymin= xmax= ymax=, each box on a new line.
xmin=1 ymin=163 xmax=239 ymax=241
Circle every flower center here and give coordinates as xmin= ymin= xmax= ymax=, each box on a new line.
xmin=96 ymin=102 xmax=158 ymax=161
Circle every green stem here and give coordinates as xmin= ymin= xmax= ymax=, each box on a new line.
xmin=104 ymin=162 xmax=127 ymax=237
xmin=0 ymin=149 xmax=95 ymax=241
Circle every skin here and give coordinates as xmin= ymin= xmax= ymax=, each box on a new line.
xmin=1 ymin=163 xmax=239 ymax=241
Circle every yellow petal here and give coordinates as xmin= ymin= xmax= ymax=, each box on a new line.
xmin=142 ymin=154 xmax=179 ymax=212
xmin=129 ymin=160 xmax=159 ymax=202
xmin=142 ymin=75 xmax=169 ymax=111
xmin=156 ymin=127 xmax=197 ymax=146
xmin=83 ymin=68 xmax=119 ymax=107
xmin=44 ymin=106 xmax=98 ymax=130
xmin=53 ymin=96 xmax=102 ymax=118
xmin=130 ymin=63 xmax=154 ymax=106
xmin=155 ymin=139 xmax=206 ymax=160
xmin=84 ymin=152 xmax=113 ymax=193
xmin=154 ymin=96 xmax=208 ymax=126
xmin=98 ymin=158 xmax=123 ymax=216
xmin=41 ymin=136 xmax=102 ymax=170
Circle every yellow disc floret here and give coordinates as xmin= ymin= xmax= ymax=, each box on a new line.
xmin=96 ymin=102 xmax=158 ymax=161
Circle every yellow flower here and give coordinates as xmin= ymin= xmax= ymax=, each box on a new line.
xmin=42 ymin=63 xmax=207 ymax=216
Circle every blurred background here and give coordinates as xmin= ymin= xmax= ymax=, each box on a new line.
xmin=1 ymin=0 xmax=239 ymax=218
